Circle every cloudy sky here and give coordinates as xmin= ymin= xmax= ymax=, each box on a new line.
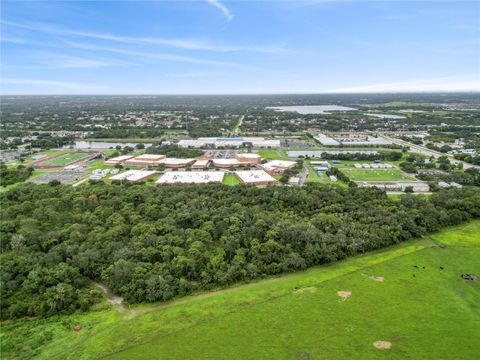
xmin=1 ymin=0 xmax=479 ymax=94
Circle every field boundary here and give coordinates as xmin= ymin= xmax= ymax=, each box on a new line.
xmin=49 ymin=241 xmax=428 ymax=360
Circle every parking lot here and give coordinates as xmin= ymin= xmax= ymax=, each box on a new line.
xmin=27 ymin=170 xmax=89 ymax=184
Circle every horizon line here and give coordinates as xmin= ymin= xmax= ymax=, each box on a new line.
xmin=2 ymin=90 xmax=480 ymax=96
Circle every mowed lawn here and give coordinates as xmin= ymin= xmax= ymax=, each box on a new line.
xmin=2 ymin=222 xmax=479 ymax=360
xmin=342 ymin=168 xmax=414 ymax=181
xmin=40 ymin=152 xmax=94 ymax=166
xmin=256 ymin=149 xmax=289 ymax=160
xmin=222 ymin=173 xmax=241 ymax=185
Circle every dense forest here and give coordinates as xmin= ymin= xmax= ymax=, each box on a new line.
xmin=0 ymin=164 xmax=34 ymax=186
xmin=146 ymin=144 xmax=204 ymax=158
xmin=1 ymin=183 xmax=479 ymax=320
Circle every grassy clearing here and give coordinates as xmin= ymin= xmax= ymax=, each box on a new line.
xmin=342 ymin=168 xmax=414 ymax=181
xmin=222 ymin=173 xmax=241 ymax=185
xmin=2 ymin=221 xmax=479 ymax=359
xmin=305 ymin=163 xmax=330 ymax=184
xmin=256 ymin=149 xmax=288 ymax=160
xmin=232 ymin=115 xmax=244 ymax=133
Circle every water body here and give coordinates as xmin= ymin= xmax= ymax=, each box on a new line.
xmin=62 ymin=141 xmax=153 ymax=150
xmin=288 ymin=150 xmax=379 ymax=158
xmin=364 ymin=113 xmax=406 ymax=119
xmin=268 ymin=105 xmax=357 ymax=114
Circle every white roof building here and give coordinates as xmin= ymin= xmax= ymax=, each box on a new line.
xmin=235 ymin=170 xmax=278 ymax=185
xmin=178 ymin=137 xmax=280 ymax=149
xmin=159 ymin=158 xmax=195 ymax=168
xmin=212 ymin=158 xmax=241 ymax=167
xmin=108 ymin=170 xmax=157 ymax=182
xmin=104 ymin=155 xmax=134 ymax=165
xmin=261 ymin=160 xmax=297 ymax=175
xmin=314 ymin=134 xmax=341 ymax=146
xmin=156 ymin=171 xmax=224 ymax=184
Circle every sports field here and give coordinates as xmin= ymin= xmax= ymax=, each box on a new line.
xmin=2 ymin=221 xmax=478 ymax=359
xmin=39 ymin=152 xmax=95 ymax=166
xmin=342 ymin=168 xmax=414 ymax=181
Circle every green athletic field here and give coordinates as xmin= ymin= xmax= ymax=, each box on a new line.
xmin=2 ymin=221 xmax=478 ymax=359
xmin=341 ymin=168 xmax=414 ymax=181
xmin=39 ymin=152 xmax=95 ymax=166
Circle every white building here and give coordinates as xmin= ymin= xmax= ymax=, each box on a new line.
xmin=156 ymin=171 xmax=224 ymax=184
xmin=178 ymin=137 xmax=280 ymax=149
xmin=313 ymin=134 xmax=340 ymax=146
xmin=108 ymin=170 xmax=157 ymax=182
xmin=235 ymin=170 xmax=278 ymax=185
xmin=261 ymin=160 xmax=297 ymax=175
xmin=104 ymin=155 xmax=134 ymax=165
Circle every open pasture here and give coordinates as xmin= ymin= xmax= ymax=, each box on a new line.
xmin=2 ymin=221 xmax=478 ymax=360
xmin=342 ymin=168 xmax=414 ymax=181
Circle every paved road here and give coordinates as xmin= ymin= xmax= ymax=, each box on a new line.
xmin=381 ymin=134 xmax=480 ymax=170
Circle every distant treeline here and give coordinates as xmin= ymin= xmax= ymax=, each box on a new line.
xmin=302 ymin=151 xmax=403 ymax=161
xmin=1 ymin=183 xmax=479 ymax=319
xmin=145 ymin=144 xmax=204 ymax=158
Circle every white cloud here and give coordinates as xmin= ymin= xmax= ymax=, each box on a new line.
xmin=167 ymin=71 xmax=219 ymax=78
xmin=62 ymin=40 xmax=256 ymax=69
xmin=323 ymin=76 xmax=480 ymax=93
xmin=1 ymin=78 xmax=104 ymax=91
xmin=206 ymin=0 xmax=234 ymax=21
xmin=40 ymin=53 xmax=134 ymax=68
xmin=2 ymin=20 xmax=288 ymax=53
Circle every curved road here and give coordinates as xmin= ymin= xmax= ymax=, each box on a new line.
xmin=381 ymin=134 xmax=480 ymax=170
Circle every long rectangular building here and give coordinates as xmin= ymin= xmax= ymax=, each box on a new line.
xmin=156 ymin=171 xmax=224 ymax=184
xmin=108 ymin=170 xmax=157 ymax=182
xmin=178 ymin=137 xmax=280 ymax=149
xmin=314 ymin=134 xmax=340 ymax=146
xmin=235 ymin=170 xmax=278 ymax=186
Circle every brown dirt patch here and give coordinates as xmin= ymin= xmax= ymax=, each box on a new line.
xmin=337 ymin=291 xmax=352 ymax=300
xmin=369 ymin=276 xmax=385 ymax=282
xmin=293 ymin=287 xmax=317 ymax=295
xmin=73 ymin=324 xmax=83 ymax=332
xmin=373 ymin=340 xmax=391 ymax=349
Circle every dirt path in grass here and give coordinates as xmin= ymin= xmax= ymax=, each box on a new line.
xmin=94 ymin=283 xmax=125 ymax=313
xmin=103 ymin=242 xmax=427 ymax=319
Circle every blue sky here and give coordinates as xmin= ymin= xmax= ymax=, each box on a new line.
xmin=1 ymin=0 xmax=479 ymax=94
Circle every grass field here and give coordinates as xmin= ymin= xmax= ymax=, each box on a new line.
xmin=305 ymin=162 xmax=331 ymax=183
xmin=342 ymin=168 xmax=414 ymax=181
xmin=39 ymin=152 xmax=95 ymax=166
xmin=222 ymin=173 xmax=241 ymax=185
xmin=2 ymin=221 xmax=478 ymax=359
xmin=256 ymin=149 xmax=289 ymax=160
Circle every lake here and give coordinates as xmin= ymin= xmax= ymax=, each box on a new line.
xmin=62 ymin=141 xmax=153 ymax=150
xmin=268 ymin=105 xmax=357 ymax=114
xmin=364 ymin=113 xmax=406 ymax=119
